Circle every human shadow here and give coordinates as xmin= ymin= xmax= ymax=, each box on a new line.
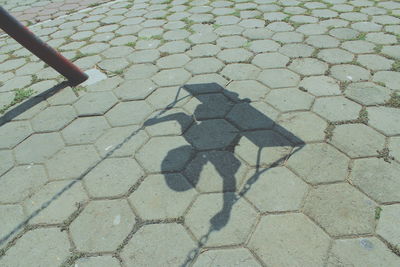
xmin=143 ymin=83 xmax=305 ymax=264
xmin=0 ymin=82 xmax=304 ymax=259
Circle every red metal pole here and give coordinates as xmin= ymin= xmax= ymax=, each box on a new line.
xmin=0 ymin=6 xmax=88 ymax=86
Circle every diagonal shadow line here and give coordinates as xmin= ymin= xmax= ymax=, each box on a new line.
xmin=0 ymin=86 xmax=190 ymax=247
xmin=180 ymin=145 xmax=304 ymax=267
xmin=0 ymin=81 xmax=69 ymax=127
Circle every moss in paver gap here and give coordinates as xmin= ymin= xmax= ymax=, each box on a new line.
xmin=2 ymin=0 xmax=400 ymax=266
xmin=386 ymin=92 xmax=400 ymax=108
xmin=375 ymin=207 xmax=382 ymax=220
xmin=392 ymin=60 xmax=400 ymax=72
xmin=377 ymin=148 xmax=395 ymax=163
xmin=0 ymin=88 xmax=34 ymax=114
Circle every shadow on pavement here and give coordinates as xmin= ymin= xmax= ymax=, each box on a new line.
xmin=0 ymin=81 xmax=69 ymax=126
xmin=0 ymin=83 xmax=304 ymax=263
xmin=143 ymin=83 xmax=305 ymax=266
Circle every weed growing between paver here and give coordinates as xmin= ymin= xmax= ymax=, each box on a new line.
xmin=386 ymin=92 xmax=400 ymax=108
xmin=0 ymin=88 xmax=34 ymax=114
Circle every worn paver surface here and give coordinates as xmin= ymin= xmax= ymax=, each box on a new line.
xmin=1 ymin=0 xmax=400 ymax=266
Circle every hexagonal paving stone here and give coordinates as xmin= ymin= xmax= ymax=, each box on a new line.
xmin=221 ymin=64 xmax=261 ymax=80
xmin=0 ymin=228 xmax=70 ymax=267
xmin=45 ymin=145 xmax=100 ymax=180
xmin=0 ymin=150 xmax=13 ymax=176
xmin=306 ymin=34 xmax=340 ymax=48
xmin=185 ymin=119 xmax=238 ymax=150
xmin=0 ymin=204 xmax=24 ymax=245
xmin=30 ymin=105 xmax=76 ymax=132
xmin=288 ymin=143 xmax=349 ymax=184
xmin=273 ymin=31 xmax=303 ymax=43
xmin=279 ymin=43 xmax=315 ymax=58
xmin=327 ymin=237 xmax=400 ymax=267
xmin=0 ymin=121 xmax=32 ymax=149
xmin=86 ymin=76 xmax=123 ymax=92
xmin=187 ymin=44 xmax=221 ymax=58
xmin=156 ymin=54 xmax=190 ymax=68
xmin=73 ymin=91 xmax=118 ymax=116
xmin=14 ymin=133 xmax=64 ymax=164
xmin=146 ymin=85 xmax=191 ymax=110
xmin=217 ymin=35 xmax=247 ymax=49
xmin=330 ymin=124 xmax=385 ymax=158
xmin=248 ymin=213 xmax=330 ymax=267
xmin=145 ymin=108 xmax=193 ymax=137
xmin=136 ymin=136 xmax=193 ymax=173
xmin=235 ymin=130 xmax=292 ymax=167
xmin=74 ymin=256 xmax=121 ymax=267
xmin=61 ymin=116 xmax=110 ymax=145
xmin=226 ymin=102 xmax=278 ymax=130
xmin=189 ymin=30 xmax=218 ymax=44
xmin=84 ymin=158 xmax=144 ymax=198
xmin=245 ymin=166 xmax=308 ymax=212
xmin=217 ymin=48 xmax=253 ymax=63
xmin=350 ymin=158 xmax=400 ymax=204
xmin=248 ymin=40 xmax=280 ymax=53
xmin=184 ymin=150 xmax=248 ymax=193
xmin=318 ymin=48 xmax=354 ymax=64
xmin=313 ymin=96 xmax=362 ymax=122
xmin=367 ymin=107 xmax=400 ymax=136
xmin=159 ymin=40 xmax=191 ymax=54
xmin=120 ymin=224 xmax=195 ymax=266
xmin=97 ymin=58 xmax=129 ymax=72
xmin=299 ymin=76 xmax=341 ymax=96
xmin=276 ymin=112 xmax=327 ymax=143
xmin=389 ymin=136 xmax=400 ymax=161
xmin=357 ymin=54 xmax=394 ymax=71
xmin=366 ymin=32 xmax=397 ymax=45
xmin=95 ymin=125 xmax=148 ymax=158
xmin=127 ymin=49 xmax=160 ymax=64
xmin=105 ymin=101 xmax=153 ymax=127
xmin=225 ymin=80 xmax=270 ymax=102
xmin=252 ymin=52 xmax=289 ymax=69
xmin=193 ymin=248 xmax=261 ymax=267
xmin=0 ymin=165 xmax=47 ymax=203
xmin=341 ymin=40 xmax=375 ymax=54
xmin=288 ymin=58 xmax=329 ymax=76
xmin=24 ymin=181 xmax=87 ymax=224
xmin=183 ymin=93 xmax=233 ymax=120
xmin=124 ymin=63 xmax=158 ymax=80
xmin=377 ymin=204 xmax=400 ymax=248
xmin=330 ymin=64 xmax=371 ymax=82
xmin=186 ymin=74 xmax=228 ymax=90
xmin=70 ymin=199 xmax=135 ymax=252
xmin=185 ymin=57 xmax=224 ymax=74
xmin=186 ymin=193 xmax=257 ymax=246
xmin=265 ymin=88 xmax=314 ymax=112
xmin=152 ymin=68 xmax=191 ymax=86
xmin=373 ymin=71 xmax=400 ymax=90
xmin=258 ymin=69 xmax=300 ymax=89
xmin=345 ymin=82 xmax=391 ymax=105
xmin=114 ymin=79 xmax=157 ymax=101
xmin=304 ymin=183 xmax=376 ymax=236
xmin=129 ymin=173 xmax=196 ymax=220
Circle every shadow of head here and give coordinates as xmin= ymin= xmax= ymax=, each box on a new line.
xmin=183 ymin=82 xmax=304 ymax=145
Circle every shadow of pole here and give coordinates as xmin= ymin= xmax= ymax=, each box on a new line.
xmin=0 ymin=81 xmax=69 ymax=126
